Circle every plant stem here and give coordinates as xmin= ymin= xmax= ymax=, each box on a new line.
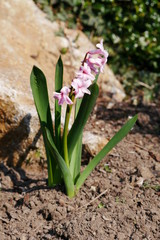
xmin=63 ymin=95 xmax=75 ymax=168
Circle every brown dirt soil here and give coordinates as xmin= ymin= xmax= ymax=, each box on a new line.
xmin=0 ymin=101 xmax=160 ymax=240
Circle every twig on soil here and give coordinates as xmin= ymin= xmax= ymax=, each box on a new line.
xmin=34 ymin=223 xmax=43 ymax=232
xmin=76 ymin=189 xmax=108 ymax=211
xmin=124 ymin=140 xmax=149 ymax=152
xmin=124 ymin=140 xmax=159 ymax=162
xmin=0 ymin=216 xmax=9 ymax=224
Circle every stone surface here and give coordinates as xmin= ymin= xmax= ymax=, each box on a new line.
xmin=0 ymin=0 xmax=125 ymax=167
xmin=83 ymin=131 xmax=109 ymax=156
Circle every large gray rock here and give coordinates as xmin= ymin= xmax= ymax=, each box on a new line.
xmin=0 ymin=0 xmax=125 ymax=168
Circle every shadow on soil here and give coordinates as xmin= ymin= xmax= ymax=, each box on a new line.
xmin=0 ymin=162 xmax=65 ymax=199
xmin=95 ymin=102 xmax=160 ymax=136
xmin=0 ymin=114 xmax=52 ymax=194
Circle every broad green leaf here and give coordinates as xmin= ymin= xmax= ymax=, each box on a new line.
xmin=76 ymin=114 xmax=138 ymax=190
xmin=30 ymin=66 xmax=61 ymax=185
xmin=75 ymin=98 xmax=82 ymax=117
xmin=55 ymin=56 xmax=63 ymax=151
xmin=68 ymin=83 xmax=99 ymax=158
xmin=45 ymin=127 xmax=75 ymax=198
xmin=69 ymin=135 xmax=82 ymax=183
xmin=69 ymin=99 xmax=82 ymax=182
xmin=30 ymin=66 xmax=54 ymax=131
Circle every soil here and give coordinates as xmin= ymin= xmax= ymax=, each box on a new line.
xmin=0 ymin=101 xmax=160 ymax=240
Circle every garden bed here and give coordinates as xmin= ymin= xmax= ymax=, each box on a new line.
xmin=0 ymin=101 xmax=160 ymax=239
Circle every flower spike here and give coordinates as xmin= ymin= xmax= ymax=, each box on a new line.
xmin=54 ymin=39 xmax=109 ymax=105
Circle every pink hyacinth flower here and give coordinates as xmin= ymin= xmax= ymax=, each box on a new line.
xmin=86 ymin=55 xmax=103 ymax=73
xmin=96 ymin=39 xmax=109 ymax=59
xmin=76 ymin=62 xmax=95 ymax=82
xmin=71 ymin=78 xmax=91 ymax=99
xmin=88 ymin=39 xmax=109 ymax=72
xmin=89 ymin=39 xmax=108 ymax=58
xmin=53 ymin=86 xmax=73 ymax=105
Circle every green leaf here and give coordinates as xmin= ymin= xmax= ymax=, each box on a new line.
xmin=30 ymin=66 xmax=54 ymax=129
xmin=94 ymin=73 xmax=100 ymax=83
xmin=69 ymin=98 xmax=82 ymax=182
xmin=69 ymin=136 xmax=82 ymax=183
xmin=68 ymin=83 xmax=99 ymax=158
xmin=55 ymin=56 xmax=63 ymax=151
xmin=104 ymin=164 xmax=112 ymax=173
xmin=45 ymin=127 xmax=75 ymax=198
xmin=30 ymin=66 xmax=61 ymax=186
xmin=76 ymin=114 xmax=138 ymax=190
xmin=98 ymin=202 xmax=104 ymax=208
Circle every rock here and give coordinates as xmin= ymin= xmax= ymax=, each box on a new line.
xmin=21 ymin=234 xmax=28 ymax=240
xmin=135 ymin=177 xmax=144 ymax=187
xmin=2 ymin=175 xmax=13 ymax=189
xmin=138 ymin=166 xmax=154 ymax=180
xmin=117 ymin=232 xmax=126 ymax=240
xmin=67 ymin=205 xmax=75 ymax=212
xmin=83 ymin=131 xmax=109 ymax=156
xmin=137 ymin=112 xmax=150 ymax=127
xmin=0 ymin=0 xmax=125 ymax=168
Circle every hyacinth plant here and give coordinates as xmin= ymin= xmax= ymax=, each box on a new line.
xmin=30 ymin=40 xmax=137 ymax=197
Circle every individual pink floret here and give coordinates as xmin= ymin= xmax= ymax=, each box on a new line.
xmin=88 ymin=39 xmax=109 ymax=72
xmin=53 ymin=86 xmax=73 ymax=105
xmin=89 ymin=39 xmax=108 ymax=58
xmin=96 ymin=39 xmax=109 ymax=59
xmin=86 ymin=55 xmax=103 ymax=73
xmin=71 ymin=78 xmax=91 ymax=99
xmin=76 ymin=62 xmax=95 ymax=82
